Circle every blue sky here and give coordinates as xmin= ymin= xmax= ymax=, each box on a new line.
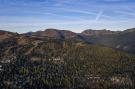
xmin=0 ymin=0 xmax=135 ymax=33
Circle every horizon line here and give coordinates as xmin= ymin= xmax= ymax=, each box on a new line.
xmin=1 ymin=27 xmax=135 ymax=34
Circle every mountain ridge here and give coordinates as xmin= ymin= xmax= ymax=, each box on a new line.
xmin=1 ymin=28 xmax=135 ymax=54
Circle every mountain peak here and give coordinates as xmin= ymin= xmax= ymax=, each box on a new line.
xmin=82 ymin=29 xmax=117 ymax=36
xmin=0 ymin=30 xmax=13 ymax=35
xmin=24 ymin=29 xmax=81 ymax=40
xmin=44 ymin=28 xmax=58 ymax=31
xmin=0 ymin=30 xmax=18 ymax=41
xmin=124 ymin=28 xmax=135 ymax=33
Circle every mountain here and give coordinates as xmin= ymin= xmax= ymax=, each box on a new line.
xmin=81 ymin=29 xmax=118 ymax=36
xmin=26 ymin=29 xmax=63 ymax=39
xmin=1 ymin=28 xmax=135 ymax=54
xmin=25 ymin=28 xmax=82 ymax=41
xmin=81 ymin=28 xmax=135 ymax=54
xmin=0 ymin=30 xmax=18 ymax=41
xmin=2 ymin=28 xmax=135 ymax=61
xmin=124 ymin=28 xmax=135 ymax=33
xmin=0 ymin=29 xmax=135 ymax=89
xmin=25 ymin=28 xmax=135 ymax=54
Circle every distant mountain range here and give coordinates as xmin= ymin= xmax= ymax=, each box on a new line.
xmin=0 ymin=28 xmax=135 ymax=54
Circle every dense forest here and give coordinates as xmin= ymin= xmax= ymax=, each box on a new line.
xmin=0 ymin=37 xmax=135 ymax=89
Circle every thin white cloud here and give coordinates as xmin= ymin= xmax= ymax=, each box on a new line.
xmin=59 ymin=8 xmax=97 ymax=15
xmin=116 ymin=10 xmax=135 ymax=16
xmin=0 ymin=19 xmax=129 ymax=27
xmin=95 ymin=11 xmax=103 ymax=21
xmin=102 ymin=0 xmax=127 ymax=2
xmin=59 ymin=8 xmax=115 ymax=20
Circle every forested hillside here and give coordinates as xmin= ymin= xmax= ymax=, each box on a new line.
xmin=0 ymin=31 xmax=135 ymax=89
